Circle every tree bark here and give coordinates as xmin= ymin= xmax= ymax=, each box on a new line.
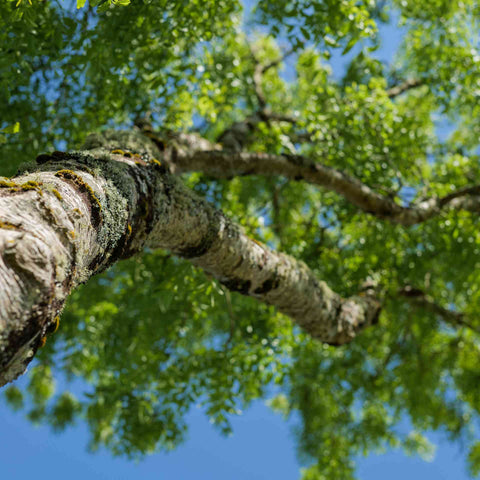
xmin=161 ymin=132 xmax=480 ymax=226
xmin=0 ymin=130 xmax=380 ymax=387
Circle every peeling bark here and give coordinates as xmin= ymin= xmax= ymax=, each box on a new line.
xmin=0 ymin=130 xmax=380 ymax=386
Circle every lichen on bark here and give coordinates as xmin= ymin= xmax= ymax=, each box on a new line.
xmin=0 ymin=130 xmax=381 ymax=387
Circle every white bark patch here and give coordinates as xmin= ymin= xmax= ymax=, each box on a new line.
xmin=0 ymin=130 xmax=381 ymax=386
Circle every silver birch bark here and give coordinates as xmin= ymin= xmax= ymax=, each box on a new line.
xmin=160 ymin=132 xmax=480 ymax=226
xmin=0 ymin=130 xmax=380 ymax=387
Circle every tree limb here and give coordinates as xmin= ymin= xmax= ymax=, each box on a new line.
xmin=168 ymin=145 xmax=480 ymax=226
xmin=0 ymin=130 xmax=380 ymax=387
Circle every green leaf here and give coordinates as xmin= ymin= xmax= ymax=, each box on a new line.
xmin=342 ymin=37 xmax=357 ymax=55
xmin=4 ymin=386 xmax=24 ymax=411
xmin=1 ymin=122 xmax=20 ymax=134
xmin=96 ymin=1 xmax=110 ymax=13
xmin=468 ymin=442 xmax=480 ymax=477
xmin=77 ymin=0 xmax=87 ymax=8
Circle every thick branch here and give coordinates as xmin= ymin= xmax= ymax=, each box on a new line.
xmin=169 ymin=146 xmax=480 ymax=226
xmin=0 ymin=130 xmax=380 ymax=386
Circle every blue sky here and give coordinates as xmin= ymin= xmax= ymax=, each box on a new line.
xmin=0 ymin=395 xmax=473 ymax=479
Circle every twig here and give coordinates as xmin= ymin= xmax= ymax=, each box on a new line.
xmin=387 ymin=78 xmax=423 ymax=98
xmin=221 ymin=286 xmax=236 ymax=348
xmin=398 ymin=285 xmax=479 ymax=333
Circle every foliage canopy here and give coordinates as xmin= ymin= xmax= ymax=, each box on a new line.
xmin=2 ymin=0 xmax=480 ymax=478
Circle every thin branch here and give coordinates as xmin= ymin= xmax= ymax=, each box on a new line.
xmin=220 ymin=286 xmax=236 ymax=349
xmin=263 ymin=111 xmax=298 ymax=123
xmin=249 ymin=45 xmax=296 ymax=108
xmin=137 ymin=128 xmax=480 ymax=227
xmin=271 ymin=182 xmax=283 ymax=240
xmin=215 ymin=110 xmax=297 ymax=151
xmin=215 ymin=45 xmax=298 ymax=150
xmin=398 ymin=286 xmax=479 ymax=333
xmin=260 ymin=47 xmax=296 ymax=74
xmin=438 ymin=184 xmax=480 ymax=206
xmin=387 ymin=78 xmax=423 ymax=98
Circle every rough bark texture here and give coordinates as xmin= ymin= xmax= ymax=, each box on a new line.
xmin=157 ymin=131 xmax=480 ymax=226
xmin=0 ymin=130 xmax=380 ymax=387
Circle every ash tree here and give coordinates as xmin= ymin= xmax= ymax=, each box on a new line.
xmin=1 ymin=0 xmax=480 ymax=478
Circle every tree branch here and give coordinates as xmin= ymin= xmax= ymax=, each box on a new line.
xmin=250 ymin=45 xmax=296 ymax=108
xmin=0 ymin=129 xmax=380 ymax=387
xmin=216 ymin=46 xmax=297 ymax=151
xmin=398 ymin=286 xmax=479 ymax=333
xmin=387 ymin=78 xmax=423 ymax=99
xmin=258 ymin=47 xmax=296 ymax=74
xmin=215 ymin=110 xmax=297 ymax=151
xmin=169 ymin=145 xmax=480 ymax=226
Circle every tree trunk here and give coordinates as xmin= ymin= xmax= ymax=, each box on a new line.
xmin=0 ymin=130 xmax=380 ymax=387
